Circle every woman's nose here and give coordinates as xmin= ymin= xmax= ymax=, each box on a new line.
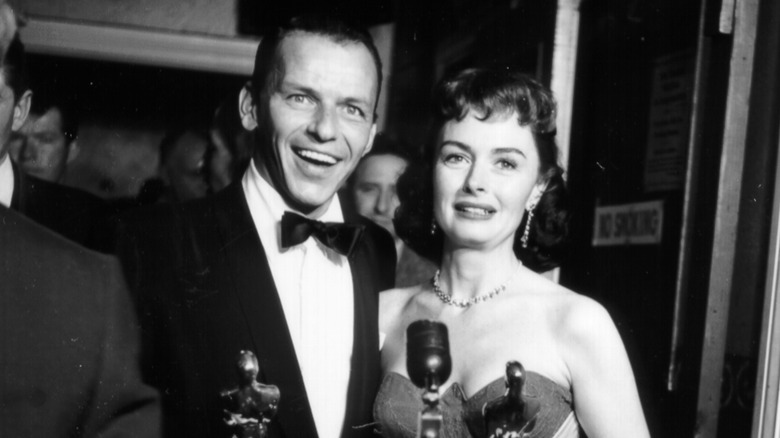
xmin=462 ymin=163 xmax=487 ymax=193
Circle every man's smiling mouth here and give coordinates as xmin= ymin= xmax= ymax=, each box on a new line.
xmin=294 ymin=147 xmax=339 ymax=166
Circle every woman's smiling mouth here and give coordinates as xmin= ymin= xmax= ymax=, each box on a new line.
xmin=454 ymin=202 xmax=496 ymax=218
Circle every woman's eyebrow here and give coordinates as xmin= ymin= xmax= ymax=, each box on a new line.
xmin=492 ymin=147 xmax=526 ymax=157
xmin=439 ymin=140 xmax=472 ymax=151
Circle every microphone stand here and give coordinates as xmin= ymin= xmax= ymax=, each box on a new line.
xmin=406 ymin=320 xmax=452 ymax=438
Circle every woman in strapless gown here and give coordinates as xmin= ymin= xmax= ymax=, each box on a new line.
xmin=374 ymin=68 xmax=650 ymax=438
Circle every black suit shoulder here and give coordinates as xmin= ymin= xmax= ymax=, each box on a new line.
xmin=0 ymin=206 xmax=161 ymax=437
xmin=12 ymin=168 xmax=109 ymax=251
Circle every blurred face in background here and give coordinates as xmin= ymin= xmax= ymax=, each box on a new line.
xmin=352 ymin=153 xmax=408 ymax=239
xmin=162 ymin=130 xmax=210 ymax=202
xmin=11 ymin=107 xmax=72 ymax=182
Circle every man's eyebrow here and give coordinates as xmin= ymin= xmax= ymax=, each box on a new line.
xmin=278 ymin=78 xmax=316 ymax=94
xmin=343 ymin=96 xmax=372 ymax=109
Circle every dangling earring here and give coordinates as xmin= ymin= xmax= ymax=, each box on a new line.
xmin=430 ymin=219 xmax=438 ymax=235
xmin=521 ymin=209 xmax=534 ymax=248
xmin=522 ymin=182 xmax=547 ymax=248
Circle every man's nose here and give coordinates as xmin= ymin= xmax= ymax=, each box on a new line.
xmin=307 ymin=106 xmax=338 ymax=142
xmin=21 ymin=139 xmax=37 ymax=161
xmin=375 ymin=190 xmax=392 ymax=215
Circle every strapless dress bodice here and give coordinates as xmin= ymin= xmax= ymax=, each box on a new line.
xmin=373 ymin=371 xmax=581 ymax=438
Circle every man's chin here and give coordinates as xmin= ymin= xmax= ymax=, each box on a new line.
xmin=372 ymin=218 xmax=395 ymax=235
xmin=22 ymin=166 xmax=45 ymax=178
xmin=285 ymin=190 xmax=335 ymax=216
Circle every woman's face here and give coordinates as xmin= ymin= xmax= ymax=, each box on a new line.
xmin=433 ymin=111 xmax=543 ymax=252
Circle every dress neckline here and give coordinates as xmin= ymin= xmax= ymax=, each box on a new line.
xmin=382 ymin=370 xmax=571 ymax=403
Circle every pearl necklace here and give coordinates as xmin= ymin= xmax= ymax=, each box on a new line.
xmin=431 ymin=267 xmax=517 ymax=308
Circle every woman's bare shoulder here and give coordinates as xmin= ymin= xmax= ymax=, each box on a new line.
xmin=379 ymin=284 xmax=427 ymax=332
xmin=521 ymin=274 xmax=613 ymax=339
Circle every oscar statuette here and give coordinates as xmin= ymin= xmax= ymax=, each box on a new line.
xmin=220 ymin=350 xmax=280 ymax=438
xmin=480 ymin=361 xmax=540 ymax=438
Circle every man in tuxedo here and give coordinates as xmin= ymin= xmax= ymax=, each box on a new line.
xmin=0 ymin=18 xmax=107 ymax=251
xmin=117 ymin=14 xmax=396 ymax=438
xmin=0 ymin=206 xmax=161 ymax=437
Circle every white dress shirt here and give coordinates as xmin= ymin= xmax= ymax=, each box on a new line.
xmin=242 ymin=159 xmax=354 ymax=438
xmin=0 ymin=156 xmax=14 ymax=208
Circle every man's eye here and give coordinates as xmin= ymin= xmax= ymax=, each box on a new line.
xmin=357 ymin=185 xmax=378 ymax=194
xmin=289 ymin=95 xmax=313 ymax=105
xmin=345 ymin=105 xmax=366 ymax=119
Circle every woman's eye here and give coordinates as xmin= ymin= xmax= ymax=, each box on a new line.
xmin=497 ymin=159 xmax=517 ymax=170
xmin=443 ymin=154 xmax=466 ymax=164
xmin=444 ymin=154 xmax=463 ymax=163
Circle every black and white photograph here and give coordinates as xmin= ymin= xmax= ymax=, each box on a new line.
xmin=2 ymin=0 xmax=779 ymax=437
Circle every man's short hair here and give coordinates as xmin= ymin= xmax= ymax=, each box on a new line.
xmin=28 ymin=89 xmax=79 ymax=142
xmin=1 ymin=34 xmax=29 ymax=103
xmin=250 ymin=14 xmax=383 ymax=117
xmin=348 ymin=133 xmax=412 ymax=188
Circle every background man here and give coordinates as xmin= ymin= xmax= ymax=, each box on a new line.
xmin=117 ymin=14 xmax=396 ymax=438
xmin=9 ymin=88 xmax=79 ymax=183
xmin=0 ymin=205 xmax=161 ymax=438
xmin=157 ymin=126 xmax=211 ymax=203
xmin=348 ymin=134 xmax=436 ymax=287
xmin=0 ymin=18 xmax=107 ymax=251
xmin=0 ymin=3 xmax=160 ymax=436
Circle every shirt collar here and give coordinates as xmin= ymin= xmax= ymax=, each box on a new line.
xmin=0 ymin=155 xmax=14 ymax=208
xmin=243 ymin=158 xmax=345 ymax=250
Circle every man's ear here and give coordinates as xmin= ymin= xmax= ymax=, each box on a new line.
xmin=361 ymin=123 xmax=378 ymax=158
xmin=66 ymin=139 xmax=80 ymax=163
xmin=11 ymin=90 xmax=31 ymax=131
xmin=239 ymin=84 xmax=258 ymax=131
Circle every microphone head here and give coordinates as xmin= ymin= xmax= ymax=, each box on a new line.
xmin=406 ymin=320 xmax=452 ymax=389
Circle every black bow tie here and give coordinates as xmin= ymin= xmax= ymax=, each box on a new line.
xmin=280 ymin=211 xmax=364 ymax=257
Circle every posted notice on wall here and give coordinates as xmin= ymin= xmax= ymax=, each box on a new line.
xmin=644 ymin=51 xmax=694 ymax=193
xmin=592 ymin=200 xmax=664 ymax=246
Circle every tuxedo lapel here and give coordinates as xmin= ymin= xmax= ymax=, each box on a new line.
xmin=342 ymin=243 xmax=381 ymax=436
xmin=341 ymin=209 xmax=393 ymax=437
xmin=213 ymin=184 xmax=318 ymax=438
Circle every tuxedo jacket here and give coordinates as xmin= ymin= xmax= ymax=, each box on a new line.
xmin=116 ymin=182 xmax=396 ymax=438
xmin=11 ymin=163 xmax=109 ymax=252
xmin=0 ymin=206 xmax=161 ymax=437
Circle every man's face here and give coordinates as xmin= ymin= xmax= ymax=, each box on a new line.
xmin=352 ymin=153 xmax=408 ymax=239
xmin=254 ymin=32 xmax=378 ymax=216
xmin=12 ymin=107 xmax=70 ymax=182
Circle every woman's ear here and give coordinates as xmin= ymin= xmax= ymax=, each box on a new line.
xmin=238 ymin=83 xmax=258 ymax=131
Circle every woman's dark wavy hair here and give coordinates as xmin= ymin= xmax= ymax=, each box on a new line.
xmin=394 ymin=68 xmax=570 ymax=272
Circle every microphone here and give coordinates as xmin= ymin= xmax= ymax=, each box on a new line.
xmin=406 ymin=320 xmax=452 ymax=438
